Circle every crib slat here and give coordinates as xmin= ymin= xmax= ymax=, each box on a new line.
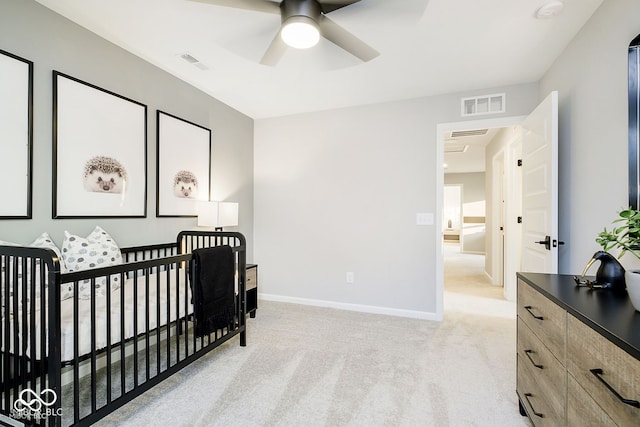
xmin=144 ymin=268 xmax=150 ymax=382
xmin=156 ymin=266 xmax=161 ymax=377
xmin=73 ymin=281 xmax=80 ymax=423
xmin=28 ymin=259 xmax=37 ymax=388
xmin=105 ymin=273 xmax=113 ymax=406
xmin=133 ymin=274 xmax=139 ymax=388
xmin=11 ymin=260 xmax=19 ymax=412
xmin=120 ymin=275 xmax=126 ymax=398
xmin=91 ymin=277 xmax=97 ymax=414
xmin=1 ymin=256 xmax=8 ymax=414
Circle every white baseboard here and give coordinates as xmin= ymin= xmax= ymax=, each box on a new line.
xmin=485 ymin=271 xmax=496 ymax=285
xmin=258 ymin=293 xmax=440 ymax=321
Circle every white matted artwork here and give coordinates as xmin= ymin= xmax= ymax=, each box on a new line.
xmin=156 ymin=110 xmax=211 ymax=217
xmin=0 ymin=49 xmax=33 ymax=218
xmin=53 ymin=71 xmax=147 ymax=218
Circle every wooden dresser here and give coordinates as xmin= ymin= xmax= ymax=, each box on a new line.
xmin=517 ymin=273 xmax=640 ymax=426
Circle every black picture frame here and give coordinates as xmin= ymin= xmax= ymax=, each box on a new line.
xmin=629 ymin=34 xmax=640 ymax=209
xmin=156 ymin=110 xmax=211 ymax=217
xmin=52 ymin=71 xmax=147 ymax=218
xmin=0 ymin=49 xmax=33 ymax=219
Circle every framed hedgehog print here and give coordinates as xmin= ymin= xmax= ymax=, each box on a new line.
xmin=156 ymin=110 xmax=211 ymax=217
xmin=53 ymin=71 xmax=147 ymax=218
xmin=0 ymin=49 xmax=33 ymax=219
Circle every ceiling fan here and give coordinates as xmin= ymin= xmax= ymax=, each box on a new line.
xmin=191 ymin=0 xmax=379 ymax=66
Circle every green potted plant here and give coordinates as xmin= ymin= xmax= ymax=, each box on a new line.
xmin=596 ymin=207 xmax=640 ymax=310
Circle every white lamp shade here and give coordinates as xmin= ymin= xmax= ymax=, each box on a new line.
xmin=218 ymin=202 xmax=239 ymax=227
xmin=197 ymin=201 xmax=239 ymax=228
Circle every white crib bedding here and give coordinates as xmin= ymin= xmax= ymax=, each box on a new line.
xmin=3 ymin=270 xmax=193 ymax=362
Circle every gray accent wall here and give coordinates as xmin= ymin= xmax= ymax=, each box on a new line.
xmin=255 ymin=84 xmax=538 ymax=316
xmin=540 ymin=0 xmax=640 ymax=274
xmin=0 ymin=1 xmax=254 ymax=256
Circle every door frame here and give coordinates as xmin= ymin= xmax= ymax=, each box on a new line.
xmin=436 ymin=115 xmax=526 ymax=320
xmin=491 ymin=149 xmax=505 ymax=288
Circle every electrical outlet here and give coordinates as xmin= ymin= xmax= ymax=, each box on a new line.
xmin=346 ymin=272 xmax=355 ymax=283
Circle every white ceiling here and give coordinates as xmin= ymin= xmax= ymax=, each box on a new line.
xmin=34 ymin=0 xmax=603 ymax=120
xmin=444 ymin=128 xmax=500 ymax=174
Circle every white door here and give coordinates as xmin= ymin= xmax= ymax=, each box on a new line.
xmin=520 ymin=91 xmax=559 ymax=273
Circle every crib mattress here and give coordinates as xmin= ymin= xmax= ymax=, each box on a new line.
xmin=2 ymin=270 xmax=192 ymax=362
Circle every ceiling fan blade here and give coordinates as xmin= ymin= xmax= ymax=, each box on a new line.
xmin=187 ymin=0 xmax=280 ymax=14
xmin=319 ymin=0 xmax=361 ymax=14
xmin=319 ymin=16 xmax=379 ymax=62
xmin=260 ymin=30 xmax=288 ymax=66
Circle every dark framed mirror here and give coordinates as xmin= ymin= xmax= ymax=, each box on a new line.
xmin=629 ymin=34 xmax=640 ymax=209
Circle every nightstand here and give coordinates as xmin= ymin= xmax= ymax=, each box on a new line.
xmin=246 ymin=264 xmax=258 ymax=318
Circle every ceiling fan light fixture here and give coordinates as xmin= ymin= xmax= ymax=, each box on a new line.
xmin=281 ymin=16 xmax=320 ymax=49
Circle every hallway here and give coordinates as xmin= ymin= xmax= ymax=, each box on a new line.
xmin=443 ymin=242 xmax=516 ymax=319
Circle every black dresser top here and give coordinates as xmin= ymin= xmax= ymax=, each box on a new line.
xmin=517 ymin=272 xmax=640 ymax=361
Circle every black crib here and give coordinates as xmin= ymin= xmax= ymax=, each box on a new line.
xmin=0 ymin=231 xmax=247 ymax=426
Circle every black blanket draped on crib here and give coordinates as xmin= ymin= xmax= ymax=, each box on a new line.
xmin=191 ymin=245 xmax=236 ymax=336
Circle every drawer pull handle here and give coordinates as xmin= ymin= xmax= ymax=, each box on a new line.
xmin=590 ymin=368 xmax=640 ymax=408
xmin=524 ymin=349 xmax=544 ymax=369
xmin=524 ymin=305 xmax=544 ymax=320
xmin=524 ymin=393 xmax=544 ymax=418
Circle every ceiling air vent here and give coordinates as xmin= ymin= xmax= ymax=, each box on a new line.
xmin=450 ymin=129 xmax=488 ymax=138
xmin=461 ymin=93 xmax=505 ymax=117
xmin=179 ymin=52 xmax=210 ymax=71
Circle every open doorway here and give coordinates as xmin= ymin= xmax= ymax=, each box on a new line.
xmin=443 ymin=129 xmax=502 ymax=311
xmin=435 ymin=116 xmax=526 ymax=319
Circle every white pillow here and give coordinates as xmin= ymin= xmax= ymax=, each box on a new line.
xmin=30 ymin=232 xmax=67 ymax=272
xmin=62 ymin=226 xmax=123 ymax=299
xmin=1 ymin=240 xmax=23 ymax=308
xmin=1 ymin=233 xmax=66 ymax=308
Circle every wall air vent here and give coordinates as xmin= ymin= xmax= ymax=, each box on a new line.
xmin=461 ymin=93 xmax=505 ymax=117
xmin=179 ymin=52 xmax=210 ymax=71
xmin=450 ymin=129 xmax=488 ymax=138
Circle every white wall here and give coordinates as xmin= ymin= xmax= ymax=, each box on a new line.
xmin=255 ymin=84 xmax=538 ymax=317
xmin=540 ymin=0 xmax=640 ymax=274
xmin=0 ymin=1 xmax=254 ymax=257
xmin=444 ymin=173 xmax=486 ymax=254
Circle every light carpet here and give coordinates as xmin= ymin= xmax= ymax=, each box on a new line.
xmin=95 ymin=247 xmax=530 ymax=426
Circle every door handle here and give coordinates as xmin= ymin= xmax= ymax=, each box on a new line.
xmin=535 ymin=236 xmax=551 ymax=250
xmin=535 ymin=236 xmax=565 ymax=250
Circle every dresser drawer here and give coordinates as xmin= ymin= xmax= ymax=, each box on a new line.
xmin=518 ymin=279 xmax=566 ymax=363
xmin=567 ymin=373 xmax=616 ymax=427
xmin=567 ymin=314 xmax=640 ymax=426
xmin=246 ymin=266 xmax=257 ymax=291
xmin=517 ymin=354 xmax=564 ymax=427
xmin=517 ymin=318 xmax=566 ymax=420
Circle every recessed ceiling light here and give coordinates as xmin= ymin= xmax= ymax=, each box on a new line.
xmin=535 ymin=1 xmax=564 ymax=19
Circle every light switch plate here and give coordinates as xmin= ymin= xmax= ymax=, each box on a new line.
xmin=416 ymin=213 xmax=434 ymax=225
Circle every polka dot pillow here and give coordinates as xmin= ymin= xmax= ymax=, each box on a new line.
xmin=61 ymin=226 xmax=123 ymax=300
